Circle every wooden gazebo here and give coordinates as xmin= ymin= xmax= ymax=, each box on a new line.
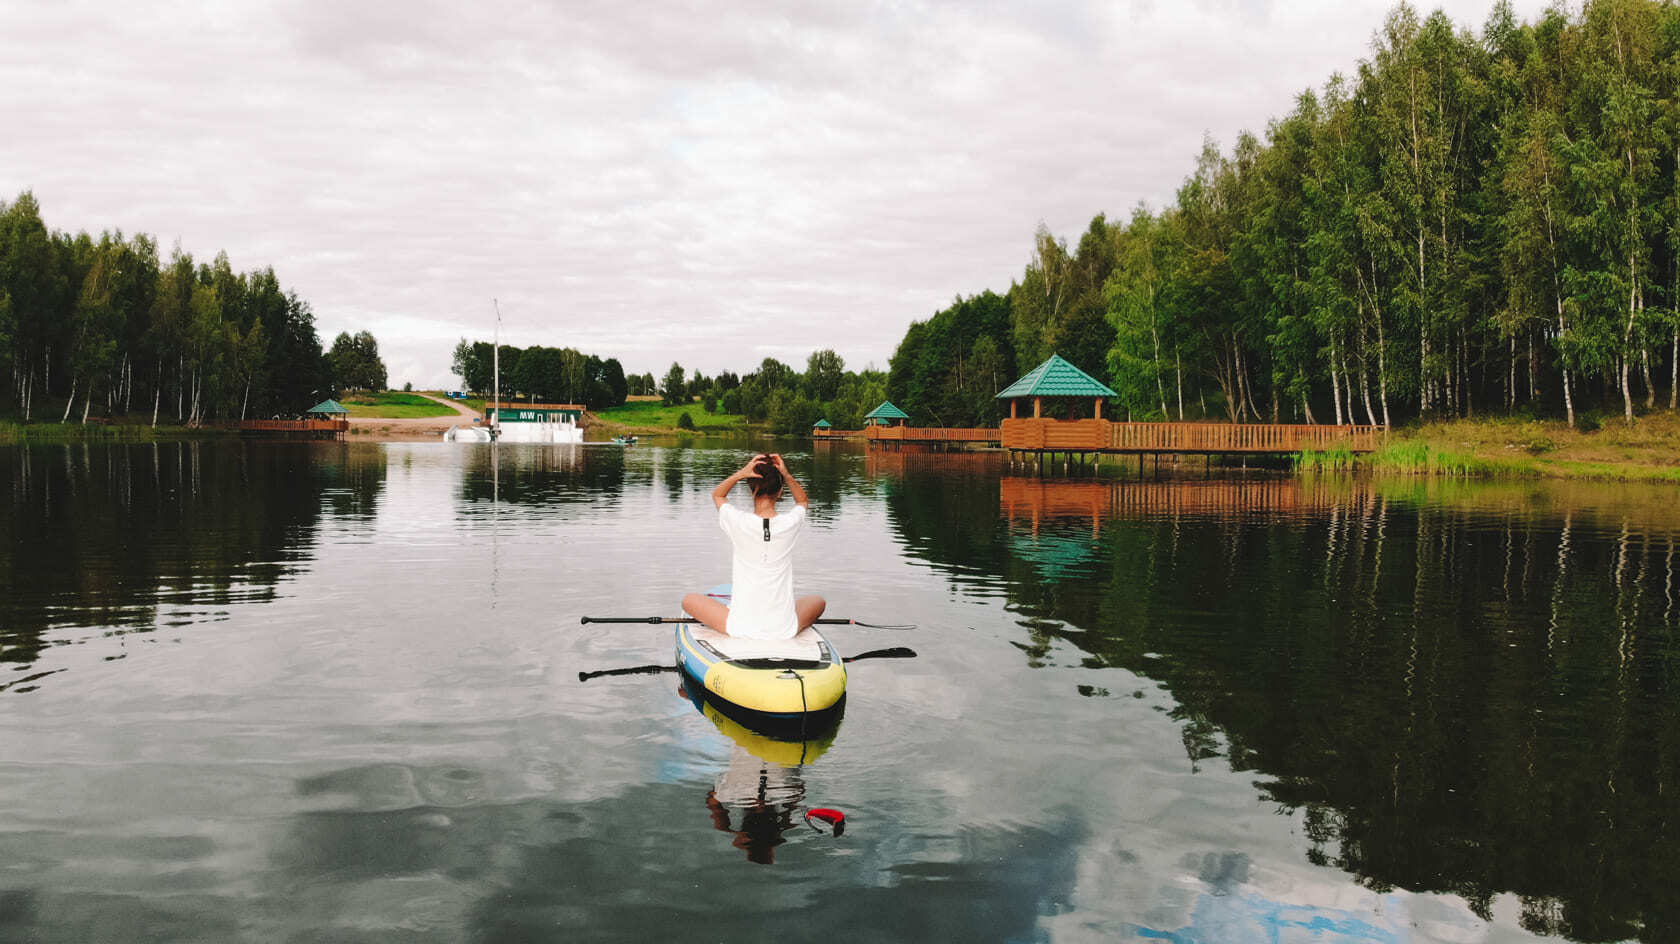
xmin=306 ymin=399 xmax=350 ymax=418
xmin=239 ymin=398 xmax=350 ymax=440
xmin=996 ymin=353 xmax=1385 ymax=473
xmin=995 ymin=355 xmax=1116 ymax=419
xmin=863 ymin=401 xmax=910 ymax=427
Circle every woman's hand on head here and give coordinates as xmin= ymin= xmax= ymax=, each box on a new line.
xmin=736 ymin=458 xmax=762 ymax=479
xmin=769 ymin=453 xmax=790 ymax=474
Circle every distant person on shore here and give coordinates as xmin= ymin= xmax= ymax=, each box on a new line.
xmin=682 ymin=453 xmax=825 ymax=638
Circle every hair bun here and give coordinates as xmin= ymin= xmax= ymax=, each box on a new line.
xmin=749 ymin=459 xmax=785 ymax=497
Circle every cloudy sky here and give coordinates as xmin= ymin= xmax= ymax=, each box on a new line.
xmin=4 ymin=0 xmax=1542 ymax=388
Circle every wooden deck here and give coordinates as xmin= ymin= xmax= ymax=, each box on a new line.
xmin=1000 ymin=418 xmax=1383 ymax=454
xmin=238 ymin=419 xmax=350 ymax=439
xmin=864 ymin=425 xmax=1000 ymax=445
xmin=838 ymin=418 xmax=1381 ymax=454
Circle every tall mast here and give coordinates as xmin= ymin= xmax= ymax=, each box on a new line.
xmin=492 ymin=298 xmax=501 ymax=430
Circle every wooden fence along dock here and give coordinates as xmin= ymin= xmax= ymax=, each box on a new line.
xmin=1001 ymin=418 xmax=1382 ymax=454
xmin=837 ymin=357 xmax=1384 ymax=466
xmin=237 ymin=418 xmax=350 ymax=440
xmin=1001 ymin=418 xmax=1383 ymax=474
xmin=239 ymin=399 xmax=351 ymax=440
xmin=863 ymin=424 xmax=1000 ymax=447
xmin=826 ymin=417 xmax=1384 ymax=465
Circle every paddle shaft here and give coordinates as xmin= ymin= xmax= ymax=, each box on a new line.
xmin=577 ymin=646 xmax=916 ymax=682
xmin=580 ymin=616 xmax=913 ymax=630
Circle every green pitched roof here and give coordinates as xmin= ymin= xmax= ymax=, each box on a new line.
xmin=995 ymin=354 xmax=1117 ymax=399
xmin=812 ymin=418 xmax=833 ymax=428
xmin=307 ymin=399 xmax=350 ymax=415
xmin=864 ymin=401 xmax=910 ymax=421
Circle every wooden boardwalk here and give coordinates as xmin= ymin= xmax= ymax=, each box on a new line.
xmin=864 ymin=425 xmax=999 ymax=447
xmin=829 ymin=418 xmax=1384 ymax=458
xmin=1001 ymin=418 xmax=1383 ymax=454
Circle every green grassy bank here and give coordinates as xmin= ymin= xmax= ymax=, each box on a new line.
xmin=340 ymin=391 xmax=457 ymax=418
xmin=1298 ymin=414 xmax=1680 ymax=482
xmin=589 ymin=399 xmax=751 ymax=433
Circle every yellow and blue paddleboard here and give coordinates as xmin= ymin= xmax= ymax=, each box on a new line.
xmin=675 ymin=585 xmax=846 ymax=732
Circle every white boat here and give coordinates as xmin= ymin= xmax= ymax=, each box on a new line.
xmin=444 ymin=301 xmax=585 ymax=445
xmin=443 ymin=425 xmax=493 ymax=443
xmin=486 ymin=402 xmax=585 ymax=443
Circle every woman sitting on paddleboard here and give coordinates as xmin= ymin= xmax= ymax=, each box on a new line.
xmin=682 ymin=453 xmax=825 ymax=638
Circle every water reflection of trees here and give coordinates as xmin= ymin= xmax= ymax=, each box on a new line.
xmin=454 ymin=444 xmax=629 ymax=507
xmin=882 ymin=470 xmax=1680 ymax=943
xmin=0 ymin=442 xmax=385 ymax=688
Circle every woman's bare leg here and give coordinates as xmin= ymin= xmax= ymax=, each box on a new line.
xmin=682 ymin=593 xmax=731 ymax=633
xmin=795 ymin=595 xmax=827 ymax=629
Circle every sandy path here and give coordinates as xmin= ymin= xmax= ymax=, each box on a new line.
xmin=347 ymin=393 xmax=483 ymax=442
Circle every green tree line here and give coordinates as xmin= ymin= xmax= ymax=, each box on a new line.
xmin=0 ymin=191 xmax=336 ymax=424
xmin=456 ymin=342 xmax=886 ymax=433
xmin=703 ymin=350 xmax=885 ymax=432
xmin=890 ymin=0 xmax=1680 ymax=429
xmin=451 ymin=339 xmax=630 ymax=409
xmin=640 ymin=351 xmax=883 ymax=432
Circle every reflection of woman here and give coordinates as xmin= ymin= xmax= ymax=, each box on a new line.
xmin=704 ymin=744 xmax=807 ymax=865
xmin=682 ymin=453 xmax=825 ymax=638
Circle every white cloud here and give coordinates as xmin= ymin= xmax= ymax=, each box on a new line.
xmin=1 ymin=0 xmax=1545 ymax=388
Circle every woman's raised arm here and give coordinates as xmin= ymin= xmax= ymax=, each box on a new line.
xmin=769 ymin=454 xmax=807 ymax=508
xmin=713 ymin=456 xmax=764 ymax=508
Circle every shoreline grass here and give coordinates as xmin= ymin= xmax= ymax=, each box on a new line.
xmin=0 ymin=420 xmax=229 ymax=445
xmin=1296 ymin=414 xmax=1680 ymax=482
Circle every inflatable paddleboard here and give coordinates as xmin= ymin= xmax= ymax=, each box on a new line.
xmin=675 ymin=585 xmax=846 ymax=733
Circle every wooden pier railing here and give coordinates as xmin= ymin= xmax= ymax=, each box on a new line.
xmin=1000 ymin=419 xmax=1383 ymax=454
xmin=239 ymin=419 xmax=349 ymax=432
xmin=238 ymin=419 xmax=350 ymax=440
xmin=864 ymin=425 xmax=1001 ymax=443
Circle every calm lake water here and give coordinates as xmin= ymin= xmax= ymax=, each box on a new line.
xmin=2 ymin=440 xmax=1677 ymax=943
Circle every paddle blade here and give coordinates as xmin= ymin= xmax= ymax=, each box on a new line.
xmin=578 ymin=663 xmax=677 ymax=682
xmin=844 ymin=647 xmax=917 ymax=663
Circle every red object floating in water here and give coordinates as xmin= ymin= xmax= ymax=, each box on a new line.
xmin=804 ymin=807 xmax=846 ymax=837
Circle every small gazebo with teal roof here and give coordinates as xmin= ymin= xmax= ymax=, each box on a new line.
xmin=305 ymin=399 xmax=350 ymax=418
xmin=995 ymin=354 xmax=1117 ymax=419
xmin=812 ymin=418 xmax=832 ymax=429
xmin=863 ymin=401 xmax=910 ymax=427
